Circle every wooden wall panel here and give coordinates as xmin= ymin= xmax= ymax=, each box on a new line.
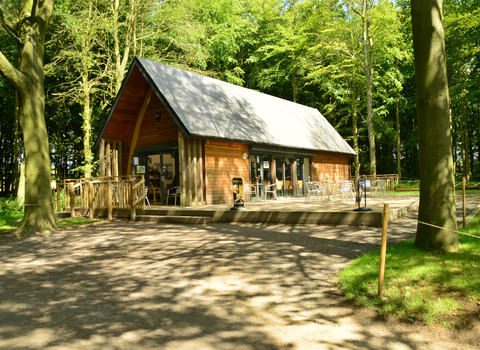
xmin=135 ymin=94 xmax=179 ymax=149
xmin=312 ymin=152 xmax=351 ymax=182
xmin=205 ymin=140 xmax=249 ymax=205
xmin=178 ymin=133 xmax=204 ymax=206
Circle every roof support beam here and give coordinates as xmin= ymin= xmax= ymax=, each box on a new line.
xmin=127 ymin=86 xmax=153 ymax=174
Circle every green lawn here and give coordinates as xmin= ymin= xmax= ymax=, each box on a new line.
xmin=339 ymin=212 xmax=480 ymax=329
xmin=0 ymin=197 xmax=99 ymax=233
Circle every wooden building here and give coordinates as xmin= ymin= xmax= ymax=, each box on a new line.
xmin=94 ymin=57 xmax=356 ymax=206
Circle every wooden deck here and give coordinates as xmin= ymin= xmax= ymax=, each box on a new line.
xmin=58 ymin=194 xmax=420 ymax=227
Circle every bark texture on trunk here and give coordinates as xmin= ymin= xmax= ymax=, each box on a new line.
xmin=411 ymin=0 xmax=458 ymax=252
xmin=0 ymin=0 xmax=57 ymax=235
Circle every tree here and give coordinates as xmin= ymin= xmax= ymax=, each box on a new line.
xmin=411 ymin=0 xmax=458 ymax=252
xmin=0 ymin=0 xmax=57 ymax=235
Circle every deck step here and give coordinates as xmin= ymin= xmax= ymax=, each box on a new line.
xmin=136 ymin=215 xmax=213 ymax=225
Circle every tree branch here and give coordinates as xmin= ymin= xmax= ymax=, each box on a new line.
xmin=0 ymin=7 xmax=21 ymax=42
xmin=38 ymin=0 xmax=56 ymax=25
xmin=0 ymin=51 xmax=24 ymax=92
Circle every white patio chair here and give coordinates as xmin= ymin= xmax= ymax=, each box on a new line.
xmin=243 ymin=183 xmax=257 ymax=202
xmin=144 ymin=186 xmax=151 ymax=208
xmin=264 ymin=181 xmax=278 ymax=201
xmin=334 ymin=181 xmax=355 ymax=202
xmin=372 ymin=179 xmax=387 ymax=197
xmin=305 ymin=181 xmax=324 ymax=203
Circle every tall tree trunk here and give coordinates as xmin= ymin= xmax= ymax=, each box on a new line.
xmin=396 ymin=83 xmax=402 ymax=181
xmin=359 ymin=1 xmax=376 ymax=176
xmin=462 ymin=105 xmax=470 ymax=181
xmin=0 ymin=0 xmax=57 ymax=235
xmin=352 ymin=79 xmax=360 ymax=179
xmin=411 ymin=0 xmax=458 ymax=252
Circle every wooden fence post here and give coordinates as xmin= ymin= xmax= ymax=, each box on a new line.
xmin=378 ymin=204 xmax=390 ymax=298
xmin=56 ymin=183 xmax=61 ymax=212
xmin=88 ymin=181 xmax=94 ymax=220
xmin=69 ymin=182 xmax=75 ymax=218
xmin=130 ymin=179 xmax=136 ymax=221
xmin=107 ymin=180 xmax=113 ymax=221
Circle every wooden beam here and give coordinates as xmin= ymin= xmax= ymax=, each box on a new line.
xmin=112 ymin=142 xmax=118 ymax=178
xmin=193 ymin=138 xmax=198 ymax=204
xmin=179 ymin=130 xmax=186 ymax=206
xmin=99 ymin=139 xmax=105 ymax=177
xmin=106 ymin=142 xmax=111 ymax=177
xmin=197 ymin=139 xmax=204 ymax=205
xmin=118 ymin=141 xmax=123 ymax=176
xmin=127 ymin=86 xmax=154 ymax=174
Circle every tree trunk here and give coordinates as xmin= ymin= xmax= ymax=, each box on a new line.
xmin=361 ymin=1 xmax=376 ymax=176
xmin=396 ymin=85 xmax=402 ymax=181
xmin=352 ymin=79 xmax=360 ymax=179
xmin=462 ymin=106 xmax=470 ymax=181
xmin=411 ymin=0 xmax=458 ymax=252
xmin=0 ymin=0 xmax=57 ymax=235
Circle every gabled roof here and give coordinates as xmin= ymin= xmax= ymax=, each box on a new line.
xmin=96 ymin=57 xmax=356 ymax=156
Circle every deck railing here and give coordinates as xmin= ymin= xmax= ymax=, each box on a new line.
xmin=352 ymin=174 xmax=399 ymax=191
xmin=52 ymin=175 xmax=146 ymax=220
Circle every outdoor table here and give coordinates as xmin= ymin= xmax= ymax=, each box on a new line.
xmin=322 ymin=179 xmax=335 ymax=202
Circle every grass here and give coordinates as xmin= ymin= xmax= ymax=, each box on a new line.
xmin=0 ymin=196 xmax=100 ymax=233
xmin=338 ymin=212 xmax=480 ymax=329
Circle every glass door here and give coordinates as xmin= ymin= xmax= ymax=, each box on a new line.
xmin=250 ymin=155 xmax=271 ymax=200
xmin=296 ymin=158 xmax=305 ymax=196
xmin=275 ymin=157 xmax=293 ymax=197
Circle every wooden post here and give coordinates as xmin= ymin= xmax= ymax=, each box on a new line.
xmin=462 ymin=177 xmax=466 ymax=229
xmin=130 ymin=179 xmax=136 ymax=221
xmin=197 ymin=139 xmax=204 ymax=205
xmin=378 ymin=204 xmax=389 ymax=298
xmin=179 ymin=130 xmax=186 ymax=206
xmin=193 ymin=138 xmax=198 ymax=205
xmin=56 ymin=183 xmax=61 ymax=212
xmin=69 ymin=182 xmax=75 ymax=218
xmin=106 ymin=142 xmax=111 ymax=177
xmin=107 ymin=180 xmax=113 ymax=221
xmin=100 ymin=139 xmax=105 ymax=177
xmin=88 ymin=181 xmax=94 ymax=220
xmin=112 ymin=142 xmax=118 ymax=178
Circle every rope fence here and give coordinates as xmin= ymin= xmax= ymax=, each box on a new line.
xmin=417 ymin=220 xmax=480 ymax=239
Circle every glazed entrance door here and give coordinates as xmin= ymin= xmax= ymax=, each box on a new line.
xmin=275 ymin=157 xmax=293 ymax=197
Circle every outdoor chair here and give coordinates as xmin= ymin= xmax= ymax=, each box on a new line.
xmin=166 ymin=186 xmax=180 ymax=205
xmin=372 ymin=179 xmax=387 ymax=197
xmin=144 ymin=187 xmax=151 ymax=208
xmin=305 ymin=181 xmax=324 ymax=203
xmin=264 ymin=181 xmax=278 ymax=201
xmin=243 ymin=183 xmax=257 ymax=202
xmin=334 ymin=181 xmax=355 ymax=202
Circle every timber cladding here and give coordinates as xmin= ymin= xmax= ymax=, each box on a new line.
xmin=312 ymin=152 xmax=351 ymax=182
xmin=205 ymin=140 xmax=250 ymax=205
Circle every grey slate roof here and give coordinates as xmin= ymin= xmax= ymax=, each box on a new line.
xmin=109 ymin=57 xmax=356 ymax=155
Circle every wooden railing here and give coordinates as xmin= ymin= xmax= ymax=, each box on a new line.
xmin=52 ymin=175 xmax=146 ymax=220
xmin=351 ymin=174 xmax=399 ymax=191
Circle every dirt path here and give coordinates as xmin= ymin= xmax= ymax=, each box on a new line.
xmin=0 ymin=196 xmax=479 ymax=350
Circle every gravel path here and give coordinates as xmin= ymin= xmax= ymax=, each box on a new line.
xmin=0 ymin=194 xmax=479 ymax=350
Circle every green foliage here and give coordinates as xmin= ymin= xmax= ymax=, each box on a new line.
xmin=0 ymin=196 xmax=23 ymax=216
xmin=339 ymin=213 xmax=480 ymax=328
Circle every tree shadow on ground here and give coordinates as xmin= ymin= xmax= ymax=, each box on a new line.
xmin=0 ymin=218 xmax=445 ymax=350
